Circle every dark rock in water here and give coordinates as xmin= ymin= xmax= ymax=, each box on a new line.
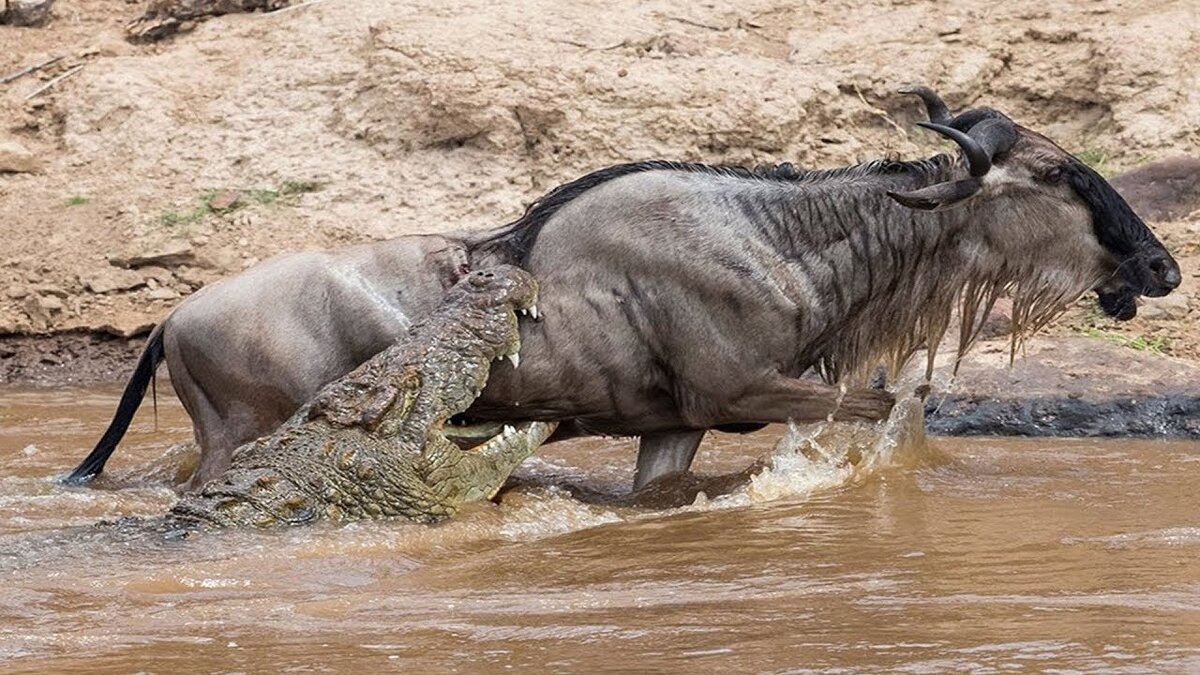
xmin=923 ymin=337 xmax=1200 ymax=439
xmin=927 ymin=394 xmax=1200 ymax=438
xmin=1109 ymin=157 xmax=1200 ymax=221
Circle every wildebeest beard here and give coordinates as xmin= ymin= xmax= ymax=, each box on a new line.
xmin=763 ymin=161 xmax=1105 ymax=385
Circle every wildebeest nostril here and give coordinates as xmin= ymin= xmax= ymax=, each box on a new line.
xmin=1150 ymin=255 xmax=1182 ymax=289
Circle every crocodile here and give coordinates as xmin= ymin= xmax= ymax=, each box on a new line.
xmin=150 ymin=264 xmax=553 ymax=532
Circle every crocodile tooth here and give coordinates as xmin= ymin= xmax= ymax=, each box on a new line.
xmin=517 ymin=308 xmax=528 ymax=316
xmin=508 ymin=352 xmax=520 ymax=369
xmin=529 ymin=304 xmax=539 ymax=320
xmin=503 ymin=424 xmax=516 ymax=436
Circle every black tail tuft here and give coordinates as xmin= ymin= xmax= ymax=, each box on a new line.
xmin=62 ymin=327 xmax=166 ymax=485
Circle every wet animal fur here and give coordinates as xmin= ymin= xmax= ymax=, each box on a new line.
xmin=473 ymin=152 xmax=1116 ymax=386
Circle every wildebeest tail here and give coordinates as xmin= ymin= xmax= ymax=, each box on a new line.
xmin=62 ymin=325 xmax=166 ymax=484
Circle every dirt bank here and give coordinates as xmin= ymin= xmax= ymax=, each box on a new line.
xmin=1 ymin=0 xmax=1199 ymax=406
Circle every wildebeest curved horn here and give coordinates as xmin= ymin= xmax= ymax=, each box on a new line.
xmin=917 ymin=122 xmax=991 ymax=177
xmin=898 ymin=85 xmax=953 ymax=125
xmin=965 ymin=117 xmax=1019 ymax=160
xmin=887 ymin=178 xmax=983 ymax=211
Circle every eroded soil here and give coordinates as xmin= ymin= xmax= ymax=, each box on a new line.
xmin=1 ymin=0 xmax=1198 ymax=384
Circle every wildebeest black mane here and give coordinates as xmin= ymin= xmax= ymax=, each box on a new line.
xmin=473 ymin=156 xmax=951 ymax=263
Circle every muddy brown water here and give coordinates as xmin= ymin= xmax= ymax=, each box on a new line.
xmin=1 ymin=387 xmax=1199 ymax=673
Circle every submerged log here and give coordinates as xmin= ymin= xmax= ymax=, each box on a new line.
xmin=126 ymin=0 xmax=291 ymax=42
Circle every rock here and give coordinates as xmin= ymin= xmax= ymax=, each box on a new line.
xmin=208 ymin=190 xmax=242 ymax=211
xmin=82 ymin=310 xmax=158 ymax=338
xmin=21 ymin=294 xmax=62 ymax=331
xmin=146 ymin=287 xmax=181 ymax=301
xmin=1138 ymin=293 xmax=1191 ymax=321
xmin=139 ymin=266 xmax=174 ymax=285
xmin=1110 ymin=157 xmax=1200 ymax=222
xmin=5 ymin=285 xmax=29 ymax=300
xmin=81 ymin=267 xmax=146 ymax=294
xmin=195 ymin=249 xmax=238 ymax=272
xmin=108 ymin=239 xmax=196 ymax=269
xmin=0 ymin=140 xmax=41 ymax=174
xmin=37 ymin=295 xmax=64 ymax=311
xmin=0 ymin=0 xmax=55 ymax=27
xmin=30 ymin=284 xmax=68 ymax=297
xmin=172 ymin=266 xmax=212 ymax=290
xmin=93 ymin=316 xmax=155 ymax=338
xmin=923 ymin=336 xmax=1200 ymax=438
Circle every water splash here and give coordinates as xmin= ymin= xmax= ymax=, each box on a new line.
xmin=703 ymin=394 xmax=936 ymax=510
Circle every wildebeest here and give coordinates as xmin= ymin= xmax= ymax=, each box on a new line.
xmin=67 ymin=86 xmax=1180 ymax=490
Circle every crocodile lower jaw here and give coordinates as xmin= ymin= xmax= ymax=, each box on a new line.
xmin=469 ymin=420 xmax=556 ymax=456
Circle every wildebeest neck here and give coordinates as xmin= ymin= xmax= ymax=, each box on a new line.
xmin=725 ymin=158 xmax=981 ymax=381
xmin=693 ymin=156 xmax=1095 ymax=382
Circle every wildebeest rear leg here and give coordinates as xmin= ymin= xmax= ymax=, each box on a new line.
xmin=633 ymin=431 xmax=705 ymax=489
xmin=166 ymin=346 xmax=249 ymax=491
xmin=723 ymin=376 xmax=894 ymax=424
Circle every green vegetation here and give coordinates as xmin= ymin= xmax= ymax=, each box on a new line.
xmin=159 ymin=181 xmax=322 ymax=227
xmin=1074 ymin=147 xmax=1115 ymax=178
xmin=1083 ymin=327 xmax=1170 ymax=354
xmin=64 ymin=195 xmax=89 ymax=207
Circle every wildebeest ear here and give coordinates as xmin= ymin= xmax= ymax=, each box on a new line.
xmin=427 ymin=244 xmax=471 ymax=289
xmin=887 ymin=177 xmax=982 ymax=211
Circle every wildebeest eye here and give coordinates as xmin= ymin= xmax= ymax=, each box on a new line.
xmin=1042 ymin=167 xmax=1065 ymax=184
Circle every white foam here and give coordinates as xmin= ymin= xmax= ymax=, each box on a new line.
xmin=697 ymin=394 xmax=933 ymax=512
xmin=498 ymin=486 xmax=622 ymax=540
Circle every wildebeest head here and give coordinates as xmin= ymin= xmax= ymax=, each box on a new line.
xmin=889 ymin=86 xmax=1180 ymax=320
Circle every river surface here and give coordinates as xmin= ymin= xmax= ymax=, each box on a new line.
xmin=1 ymin=386 xmax=1199 ymax=673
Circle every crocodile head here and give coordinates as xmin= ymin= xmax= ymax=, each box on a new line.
xmin=417 ymin=265 xmax=554 ymax=467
